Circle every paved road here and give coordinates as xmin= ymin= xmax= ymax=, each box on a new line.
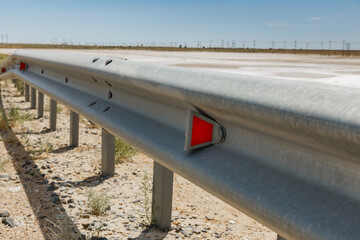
xmin=1 ymin=48 xmax=360 ymax=88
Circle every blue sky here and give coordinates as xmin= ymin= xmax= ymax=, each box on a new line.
xmin=1 ymin=0 xmax=360 ymax=48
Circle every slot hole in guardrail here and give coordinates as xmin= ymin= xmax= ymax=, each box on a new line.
xmin=102 ymin=106 xmax=110 ymax=112
xmin=105 ymin=59 xmax=112 ymax=66
xmin=108 ymin=91 xmax=112 ymax=99
xmin=26 ymin=65 xmax=29 ymax=69
xmin=88 ymin=101 xmax=97 ymax=107
xmin=92 ymin=58 xmax=99 ymax=63
xmin=104 ymin=81 xmax=112 ymax=86
xmin=91 ymin=76 xmax=98 ymax=82
xmin=41 ymin=70 xmax=44 ymax=74
xmin=65 ymin=77 xmax=69 ymax=83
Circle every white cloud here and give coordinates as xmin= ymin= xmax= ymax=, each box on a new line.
xmin=265 ymin=22 xmax=291 ymax=28
xmin=309 ymin=17 xmax=320 ymax=21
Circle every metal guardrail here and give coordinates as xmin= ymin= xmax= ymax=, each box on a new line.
xmin=1 ymin=50 xmax=360 ymax=240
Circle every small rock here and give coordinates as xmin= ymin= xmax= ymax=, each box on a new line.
xmin=181 ymin=230 xmax=190 ymax=237
xmin=228 ymin=220 xmax=236 ymax=224
xmin=9 ymin=175 xmax=18 ymax=180
xmin=82 ymin=214 xmax=90 ymax=219
xmin=0 ymin=211 xmax=10 ymax=217
xmin=53 ymin=196 xmax=61 ymax=204
xmin=2 ymin=217 xmax=15 ymax=228
xmin=50 ymin=182 xmax=59 ymax=190
xmin=82 ymin=222 xmax=90 ymax=228
xmin=205 ymin=215 xmax=214 ymax=220
xmin=68 ymin=203 xmax=76 ymax=208
xmin=8 ymin=187 xmax=21 ymax=192
xmin=0 ymin=173 xmax=10 ymax=179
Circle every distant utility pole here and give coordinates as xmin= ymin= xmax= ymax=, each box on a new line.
xmin=272 ymin=40 xmax=274 ymax=49
xmin=253 ymin=40 xmax=256 ymax=53
xmin=294 ymin=40 xmax=297 ymax=49
xmin=1 ymin=34 xmax=3 ymax=43
xmin=284 ymin=41 xmax=286 ymax=53
xmin=243 ymin=41 xmax=245 ymax=48
xmin=5 ymin=34 xmax=7 ymax=43
xmin=346 ymin=43 xmax=351 ymax=51
xmin=221 ymin=39 xmax=224 ymax=48
xmin=342 ymin=40 xmax=345 ymax=55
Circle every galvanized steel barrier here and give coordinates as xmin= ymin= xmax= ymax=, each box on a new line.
xmin=1 ymin=50 xmax=360 ymax=240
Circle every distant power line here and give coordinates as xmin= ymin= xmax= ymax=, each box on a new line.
xmin=1 ymin=36 xmax=360 ymax=50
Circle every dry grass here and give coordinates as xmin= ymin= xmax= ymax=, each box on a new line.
xmin=12 ymin=79 xmax=25 ymax=95
xmin=0 ymin=54 xmax=8 ymax=64
xmin=0 ymin=157 xmax=10 ymax=172
xmin=114 ymin=138 xmax=137 ymax=164
xmin=132 ymin=174 xmax=152 ymax=226
xmin=87 ymin=190 xmax=110 ymax=216
xmin=0 ymin=110 xmax=8 ymax=130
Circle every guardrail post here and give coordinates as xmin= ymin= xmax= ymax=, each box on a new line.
xmin=101 ymin=129 xmax=115 ymax=176
xmin=37 ymin=92 xmax=44 ymax=118
xmin=151 ymin=161 xmax=174 ymax=230
xmin=277 ymin=235 xmax=287 ymax=240
xmin=49 ymin=99 xmax=57 ymax=131
xmin=70 ymin=110 xmax=79 ymax=147
xmin=30 ymin=87 xmax=36 ymax=109
xmin=25 ymin=83 xmax=29 ymax=102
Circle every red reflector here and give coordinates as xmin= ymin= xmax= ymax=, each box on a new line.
xmin=19 ymin=62 xmax=26 ymax=71
xmin=185 ymin=111 xmax=225 ymax=151
xmin=191 ymin=116 xmax=213 ymax=146
xmin=1 ymin=68 xmax=5 ymax=73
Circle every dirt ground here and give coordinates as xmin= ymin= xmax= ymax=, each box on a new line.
xmin=0 ymin=81 xmax=276 ymax=240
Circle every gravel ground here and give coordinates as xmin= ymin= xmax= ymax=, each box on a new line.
xmin=0 ymin=81 xmax=276 ymax=239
